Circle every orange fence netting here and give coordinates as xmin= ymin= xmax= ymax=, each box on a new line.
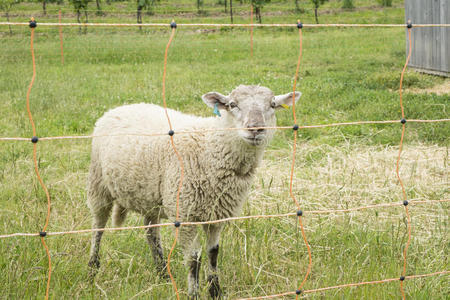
xmin=0 ymin=17 xmax=449 ymax=300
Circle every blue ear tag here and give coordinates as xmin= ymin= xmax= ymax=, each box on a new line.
xmin=213 ymin=102 xmax=221 ymax=117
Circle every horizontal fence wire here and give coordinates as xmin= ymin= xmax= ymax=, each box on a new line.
xmin=1 ymin=16 xmax=449 ymax=300
xmin=237 ymin=271 xmax=450 ymax=300
xmin=1 ymin=119 xmax=449 ymax=142
xmin=0 ymin=199 xmax=448 ymax=239
xmin=1 ymin=22 xmax=450 ymax=27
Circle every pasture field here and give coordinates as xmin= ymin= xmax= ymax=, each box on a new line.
xmin=3 ymin=0 xmax=408 ymax=25
xmin=0 ymin=3 xmax=449 ymax=299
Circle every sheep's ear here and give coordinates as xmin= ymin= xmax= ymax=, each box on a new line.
xmin=202 ymin=92 xmax=230 ymax=109
xmin=272 ymin=91 xmax=301 ymax=109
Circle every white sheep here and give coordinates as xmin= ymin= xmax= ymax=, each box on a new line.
xmin=87 ymin=85 xmax=301 ymax=298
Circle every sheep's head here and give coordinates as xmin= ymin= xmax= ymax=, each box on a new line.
xmin=202 ymin=85 xmax=301 ymax=146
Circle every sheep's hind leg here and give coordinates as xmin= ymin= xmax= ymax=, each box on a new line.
xmin=204 ymin=224 xmax=223 ymax=299
xmin=88 ymin=202 xmax=113 ymax=277
xmin=144 ymin=216 xmax=168 ymax=278
xmin=180 ymin=226 xmax=202 ymax=299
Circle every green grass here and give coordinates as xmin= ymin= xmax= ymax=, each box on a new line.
xmin=4 ymin=0 xmax=406 ymax=25
xmin=0 ymin=2 xmax=449 ymax=299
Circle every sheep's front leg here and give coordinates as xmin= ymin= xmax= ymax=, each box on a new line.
xmin=179 ymin=226 xmax=202 ymax=299
xmin=203 ymin=224 xmax=223 ymax=298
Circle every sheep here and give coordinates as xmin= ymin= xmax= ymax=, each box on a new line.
xmin=87 ymin=85 xmax=301 ymax=298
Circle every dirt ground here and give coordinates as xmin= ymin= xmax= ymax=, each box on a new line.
xmin=407 ymin=79 xmax=450 ymax=96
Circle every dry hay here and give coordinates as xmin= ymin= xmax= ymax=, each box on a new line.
xmin=248 ymin=143 xmax=448 ymax=239
xmin=406 ymin=79 xmax=450 ymax=96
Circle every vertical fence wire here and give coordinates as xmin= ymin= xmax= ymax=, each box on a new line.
xmin=161 ymin=23 xmax=183 ymax=300
xmin=59 ymin=10 xmax=64 ymax=65
xmin=289 ymin=22 xmax=312 ymax=296
xmin=397 ymin=24 xmax=413 ymax=299
xmin=250 ymin=4 xmax=253 ymax=57
xmin=26 ymin=22 xmax=52 ymax=300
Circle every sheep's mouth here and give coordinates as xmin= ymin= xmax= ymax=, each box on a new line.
xmin=243 ymin=136 xmax=265 ymax=146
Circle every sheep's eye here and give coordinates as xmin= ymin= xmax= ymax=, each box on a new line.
xmin=229 ymin=102 xmax=238 ymax=109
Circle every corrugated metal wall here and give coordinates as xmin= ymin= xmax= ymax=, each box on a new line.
xmin=405 ymin=0 xmax=449 ymax=77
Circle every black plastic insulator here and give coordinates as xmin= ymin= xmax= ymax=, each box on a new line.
xmin=401 ymin=118 xmax=406 ymax=124
xmin=168 ymin=130 xmax=175 ymax=136
xmin=296 ymin=210 xmax=303 ymax=216
xmin=39 ymin=231 xmax=47 ymax=237
xmin=406 ymin=22 xmax=412 ymax=28
xmin=403 ymin=200 xmax=409 ymax=206
xmin=400 ymin=276 xmax=405 ymax=281
xmin=293 ymin=124 xmax=299 ymax=131
xmin=174 ymin=221 xmax=181 ymax=228
xmin=170 ymin=21 xmax=177 ymax=29
xmin=31 ymin=136 xmax=39 ymax=143
xmin=297 ymin=22 xmax=303 ymax=29
xmin=29 ymin=19 xmax=37 ymax=28
xmin=295 ymin=289 xmax=302 ymax=295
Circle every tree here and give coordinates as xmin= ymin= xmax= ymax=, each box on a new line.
xmin=95 ymin=0 xmax=102 ymax=15
xmin=294 ymin=0 xmax=305 ymax=13
xmin=69 ymin=0 xmax=91 ymax=33
xmin=251 ymin=0 xmax=270 ymax=24
xmin=196 ymin=0 xmax=204 ymax=14
xmin=220 ymin=0 xmax=227 ymax=13
xmin=38 ymin=0 xmax=61 ymax=16
xmin=229 ymin=0 xmax=233 ymax=23
xmin=136 ymin=0 xmax=158 ymax=30
xmin=342 ymin=0 xmax=353 ymax=9
xmin=137 ymin=0 xmax=156 ymax=30
xmin=40 ymin=0 xmax=47 ymax=15
xmin=219 ymin=0 xmax=233 ymax=22
xmin=310 ymin=0 xmax=328 ymax=24
xmin=0 ymin=0 xmax=19 ymax=34
xmin=378 ymin=0 xmax=392 ymax=7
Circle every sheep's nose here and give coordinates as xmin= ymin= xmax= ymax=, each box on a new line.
xmin=247 ymin=125 xmax=266 ymax=134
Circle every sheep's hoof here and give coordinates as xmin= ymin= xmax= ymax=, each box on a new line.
xmin=155 ymin=264 xmax=171 ymax=281
xmin=88 ymin=258 xmax=100 ymax=269
xmin=157 ymin=269 xmax=171 ymax=281
xmin=207 ymin=275 xmax=222 ymax=299
xmin=88 ymin=259 xmax=100 ymax=279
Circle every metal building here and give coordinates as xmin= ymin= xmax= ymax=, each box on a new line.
xmin=404 ymin=0 xmax=449 ymax=77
